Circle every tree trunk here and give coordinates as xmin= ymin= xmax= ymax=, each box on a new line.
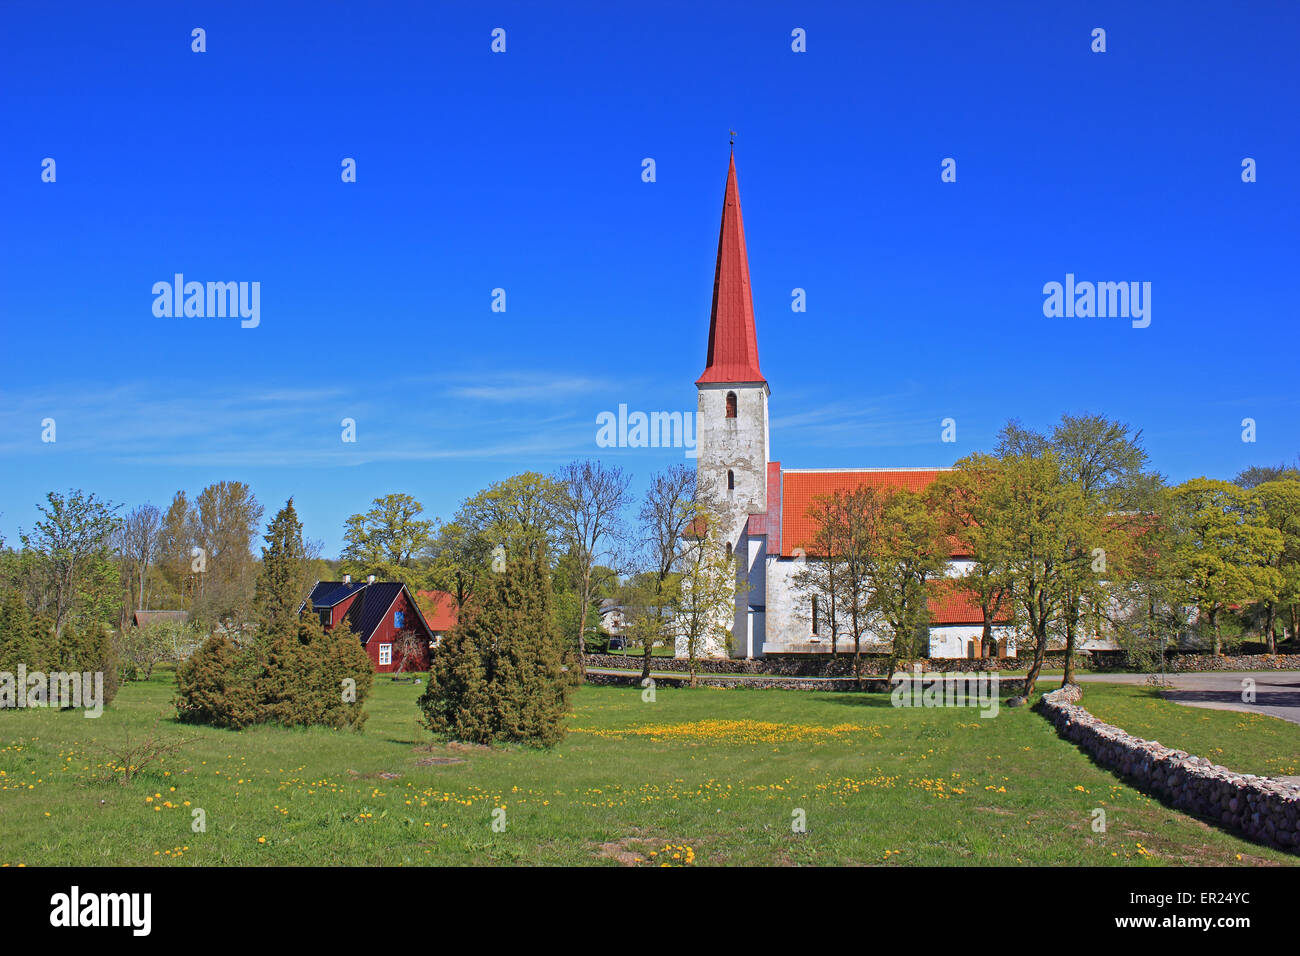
xmin=1023 ymin=624 xmax=1050 ymax=697
xmin=1062 ymin=619 xmax=1077 ymax=685
xmin=574 ymin=567 xmax=592 ymax=678
xmin=850 ymin=604 xmax=862 ymax=687
xmin=640 ymin=640 xmax=653 ymax=682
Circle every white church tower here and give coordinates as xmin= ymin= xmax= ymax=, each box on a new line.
xmin=695 ymin=150 xmax=771 ymax=658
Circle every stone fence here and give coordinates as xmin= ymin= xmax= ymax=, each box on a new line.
xmin=587 ymin=651 xmax=1300 ymax=677
xmin=1089 ymin=651 xmax=1300 ymax=672
xmin=1038 ymin=684 xmax=1300 ymax=853
xmin=583 ymin=653 xmax=1063 ymax=677
xmin=585 ymin=667 xmax=1028 ymax=694
xmin=583 ymin=671 xmax=886 ymax=691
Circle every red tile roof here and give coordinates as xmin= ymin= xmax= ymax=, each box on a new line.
xmin=697 ymin=153 xmax=764 ymax=385
xmin=927 ymin=579 xmax=1012 ymax=625
xmin=415 ymin=590 xmax=459 ymax=631
xmin=780 ymin=469 xmax=948 ymax=556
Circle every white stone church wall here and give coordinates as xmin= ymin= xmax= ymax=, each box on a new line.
xmin=762 ymin=555 xmax=805 ymax=652
xmin=929 ymin=625 xmax=1018 ymax=659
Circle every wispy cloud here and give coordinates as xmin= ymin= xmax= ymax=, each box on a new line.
xmin=0 ymin=372 xmax=610 ymax=468
xmin=441 ymin=373 xmax=617 ymax=403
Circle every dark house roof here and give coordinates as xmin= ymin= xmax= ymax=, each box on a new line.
xmin=305 ymin=580 xmax=368 ymax=608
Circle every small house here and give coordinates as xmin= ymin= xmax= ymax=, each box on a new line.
xmin=302 ymin=576 xmax=437 ymax=673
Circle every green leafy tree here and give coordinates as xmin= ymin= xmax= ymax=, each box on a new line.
xmin=995 ymin=415 xmax=1151 ymax=682
xmin=674 ymin=497 xmax=740 ymax=686
xmin=1253 ymin=480 xmax=1300 ymax=652
xmin=189 ymin=481 xmax=263 ymax=632
xmin=1234 ymin=462 xmax=1300 ymax=489
xmin=873 ymin=488 xmax=949 ymax=678
xmin=459 ymin=472 xmax=563 ymax=567
xmin=1167 ymin=478 xmax=1282 ymax=655
xmin=424 ymin=518 xmax=491 ymax=612
xmin=20 ymin=489 xmax=121 ymax=640
xmin=933 ymin=459 xmax=1015 ymax=658
xmin=340 ymin=493 xmax=432 ymax=586
xmin=984 ymin=452 xmax=1087 ymax=695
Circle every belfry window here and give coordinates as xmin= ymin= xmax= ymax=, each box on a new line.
xmin=727 ymin=469 xmax=735 ymax=491
xmin=725 ymin=392 xmax=737 ymax=418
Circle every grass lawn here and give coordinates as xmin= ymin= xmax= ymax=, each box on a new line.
xmin=1075 ymin=682 xmax=1300 ymax=780
xmin=0 ymin=670 xmax=1294 ymax=866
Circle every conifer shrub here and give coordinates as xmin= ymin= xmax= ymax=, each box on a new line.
xmin=175 ymin=633 xmax=260 ymax=728
xmin=174 ymin=498 xmax=375 ymax=730
xmin=0 ymin=590 xmax=44 ymax=675
xmin=175 ymin=608 xmax=374 ymax=729
xmin=70 ymin=620 xmax=121 ymax=707
xmin=418 ymin=545 xmax=571 ymax=747
xmin=0 ymin=591 xmax=119 ymax=709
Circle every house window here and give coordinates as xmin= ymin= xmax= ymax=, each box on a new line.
xmin=725 ymin=392 xmax=737 ymax=418
xmin=379 ymin=644 xmax=392 ymax=666
xmin=727 ymin=469 xmax=735 ymax=491
xmin=811 ymin=594 xmax=819 ymax=635
xmin=394 ymin=610 xmax=405 ymax=630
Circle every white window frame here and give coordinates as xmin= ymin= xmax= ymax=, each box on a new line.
xmin=378 ymin=643 xmax=392 ymax=666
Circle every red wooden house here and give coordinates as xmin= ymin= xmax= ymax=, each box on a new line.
xmin=302 ymin=576 xmax=437 ymax=673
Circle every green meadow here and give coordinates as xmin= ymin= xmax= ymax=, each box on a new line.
xmin=1 ymin=671 xmax=1295 ymax=866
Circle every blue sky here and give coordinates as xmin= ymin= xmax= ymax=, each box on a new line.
xmin=2 ymin=0 xmax=1297 ymax=557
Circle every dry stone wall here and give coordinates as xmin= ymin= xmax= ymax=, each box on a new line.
xmin=583 ymin=653 xmax=1061 ymax=676
xmin=1039 ymin=684 xmax=1300 ymax=853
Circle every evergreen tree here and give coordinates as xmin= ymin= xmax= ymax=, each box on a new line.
xmin=0 ymin=590 xmax=42 ymax=680
xmin=419 ymin=544 xmax=570 ymax=746
xmin=175 ymin=633 xmax=258 ymax=728
xmin=71 ymin=620 xmax=120 ymax=706
xmin=175 ymin=501 xmax=374 ymax=729
xmin=254 ymin=498 xmax=308 ymax=636
xmin=256 ymin=611 xmax=372 ymax=730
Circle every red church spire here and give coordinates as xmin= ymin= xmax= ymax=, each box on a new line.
xmin=697 ymin=150 xmax=765 ymax=385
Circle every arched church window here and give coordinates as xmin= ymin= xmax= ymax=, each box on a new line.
xmin=725 ymin=392 xmax=737 ymax=418
xmin=727 ymin=469 xmax=735 ymax=491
